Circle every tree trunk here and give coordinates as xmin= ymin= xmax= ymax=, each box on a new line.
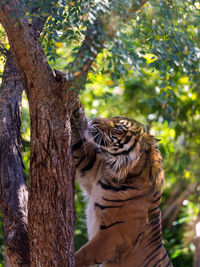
xmin=0 ymin=51 xmax=29 ymax=266
xmin=0 ymin=1 xmax=80 ymax=265
xmin=27 ymin=82 xmax=77 ymax=266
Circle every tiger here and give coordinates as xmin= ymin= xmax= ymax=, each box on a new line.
xmin=71 ymin=106 xmax=172 ymax=267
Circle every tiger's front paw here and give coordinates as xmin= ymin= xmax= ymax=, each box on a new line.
xmin=73 ymin=107 xmax=84 ymax=120
xmin=71 ymin=106 xmax=87 ymax=132
xmin=75 ymin=255 xmax=86 ymax=267
xmin=75 ymin=248 xmax=91 ymax=267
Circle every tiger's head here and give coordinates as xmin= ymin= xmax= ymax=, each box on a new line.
xmin=85 ymin=116 xmax=159 ymax=180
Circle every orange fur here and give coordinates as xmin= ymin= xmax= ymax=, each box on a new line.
xmin=71 ymin=111 xmax=172 ymax=267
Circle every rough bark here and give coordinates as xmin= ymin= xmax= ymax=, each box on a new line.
xmin=0 ymin=2 xmax=78 ymax=265
xmin=0 ymin=2 xmax=59 ymax=265
xmin=0 ymin=51 xmax=29 ymax=266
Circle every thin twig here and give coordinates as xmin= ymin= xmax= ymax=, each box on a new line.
xmin=0 ymin=46 xmax=8 ymax=56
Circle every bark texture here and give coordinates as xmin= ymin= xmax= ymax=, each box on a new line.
xmin=27 ymin=83 xmax=78 ymax=266
xmin=0 ymin=51 xmax=29 ymax=266
xmin=0 ymin=2 xmax=78 ymax=265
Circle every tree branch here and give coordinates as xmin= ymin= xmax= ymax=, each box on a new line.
xmin=29 ymin=0 xmax=59 ymax=37
xmin=0 ymin=0 xmax=55 ymax=97
xmin=70 ymin=0 xmax=149 ymax=91
xmin=162 ymin=182 xmax=198 ymax=229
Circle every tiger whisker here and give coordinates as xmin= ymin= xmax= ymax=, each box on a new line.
xmin=92 ymin=125 xmax=110 ymax=143
xmin=72 ymin=114 xmax=87 ymax=156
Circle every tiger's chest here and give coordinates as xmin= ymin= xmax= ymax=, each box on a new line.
xmin=85 ymin=180 xmax=144 ymax=241
xmin=86 ymin=196 xmax=99 ymax=240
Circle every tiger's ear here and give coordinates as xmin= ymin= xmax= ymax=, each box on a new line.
xmin=141 ymin=133 xmax=160 ymax=149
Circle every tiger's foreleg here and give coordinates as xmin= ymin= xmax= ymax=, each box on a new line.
xmin=75 ymin=229 xmax=130 ymax=267
xmin=71 ymin=106 xmax=88 ymax=145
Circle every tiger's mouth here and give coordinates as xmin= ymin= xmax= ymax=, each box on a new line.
xmin=85 ymin=123 xmax=109 ymax=150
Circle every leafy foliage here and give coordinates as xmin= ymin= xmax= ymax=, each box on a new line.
xmin=0 ymin=0 xmax=200 ymax=266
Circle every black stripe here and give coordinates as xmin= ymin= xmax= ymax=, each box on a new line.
xmin=127 ymin=153 xmax=147 ymax=180
xmin=129 ymin=129 xmax=141 ymax=135
xmin=102 ymin=194 xmax=144 ymax=202
xmin=109 ymin=160 xmax=116 ymax=169
xmin=98 ymin=180 xmax=140 ymax=192
xmin=153 ymin=253 xmax=167 ymax=267
xmin=151 ymin=218 xmax=160 ymax=225
xmin=72 ymin=139 xmax=84 ymax=150
xmin=153 ymin=191 xmax=160 ymax=197
xmin=100 ymin=221 xmax=124 ymax=230
xmin=146 ymin=147 xmax=152 ymax=155
xmin=94 ymin=160 xmax=102 ymax=177
xmin=107 ymin=138 xmax=138 ymax=156
xmin=144 ymin=254 xmax=160 ymax=267
xmin=144 ymin=243 xmax=162 ymax=265
xmin=149 ymin=166 xmax=153 ymax=181
xmin=114 ymin=139 xmax=124 ymax=149
xmin=149 ymin=224 xmax=161 ymax=235
xmin=123 ymin=135 xmax=132 ymax=144
xmin=149 ymin=211 xmax=160 ymax=218
xmin=149 ymin=211 xmax=161 ymax=221
xmin=152 ymin=194 xmax=162 ymax=203
xmin=165 ymin=260 xmax=172 ymax=267
xmin=100 ymin=138 xmax=107 ymax=147
xmin=95 ymin=260 xmax=102 ymax=264
xmin=108 ymin=129 xmax=112 ymax=139
xmin=95 ymin=202 xmax=122 ymax=210
xmin=75 ymin=155 xmax=85 ymax=167
xmin=150 ymin=167 xmax=162 ymax=181
xmin=103 ymin=197 xmax=131 ymax=203
xmin=148 ymin=234 xmax=162 ymax=246
xmin=151 ymin=230 xmax=161 ymax=239
xmin=135 ymin=231 xmax=145 ymax=244
xmin=102 ymin=180 xmax=156 ymax=203
xmin=149 ymin=205 xmax=160 ymax=213
xmin=81 ymin=153 xmax=96 ymax=172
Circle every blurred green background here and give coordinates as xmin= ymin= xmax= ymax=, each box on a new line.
xmin=0 ymin=0 xmax=200 ymax=266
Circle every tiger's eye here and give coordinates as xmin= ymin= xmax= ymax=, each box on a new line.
xmin=109 ymin=121 xmax=114 ymax=127
xmin=114 ymin=125 xmax=123 ymax=134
